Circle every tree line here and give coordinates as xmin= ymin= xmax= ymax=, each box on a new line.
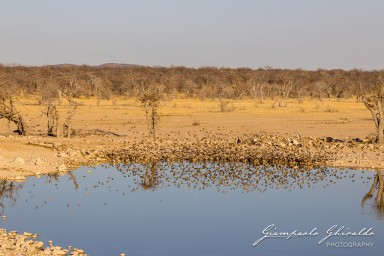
xmin=0 ymin=64 xmax=382 ymax=100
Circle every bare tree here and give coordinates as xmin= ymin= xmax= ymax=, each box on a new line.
xmin=0 ymin=98 xmax=28 ymax=135
xmin=139 ymin=86 xmax=163 ymax=140
xmin=363 ymin=76 xmax=384 ymax=143
xmin=46 ymin=103 xmax=60 ymax=136
xmin=247 ymin=73 xmax=265 ymax=103
xmin=0 ymin=73 xmax=29 ymax=135
xmin=63 ymin=104 xmax=78 ymax=138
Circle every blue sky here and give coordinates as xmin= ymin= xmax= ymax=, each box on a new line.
xmin=1 ymin=0 xmax=383 ymax=69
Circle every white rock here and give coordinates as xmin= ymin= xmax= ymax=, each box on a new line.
xmin=57 ymin=152 xmax=69 ymax=158
xmin=34 ymin=157 xmax=44 ymax=165
xmin=57 ymin=164 xmax=67 ymax=172
xmin=14 ymin=176 xmax=26 ymax=181
xmin=291 ymin=139 xmax=300 ymax=145
xmin=35 ymin=241 xmax=44 ymax=249
xmin=53 ymin=142 xmax=62 ymax=147
xmin=14 ymin=157 xmax=25 ymax=164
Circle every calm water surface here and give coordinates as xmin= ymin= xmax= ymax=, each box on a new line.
xmin=0 ymin=163 xmax=383 ymax=256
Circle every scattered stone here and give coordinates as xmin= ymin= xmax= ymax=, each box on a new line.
xmin=68 ymin=150 xmax=79 ymax=157
xmin=57 ymin=164 xmax=67 ymax=172
xmin=14 ymin=157 xmax=25 ymax=164
xmin=34 ymin=157 xmax=44 ymax=165
xmin=291 ymin=139 xmax=299 ymax=146
xmin=13 ymin=176 xmax=27 ymax=181
xmin=57 ymin=152 xmax=69 ymax=158
xmin=53 ymin=142 xmax=62 ymax=147
xmin=23 ymin=232 xmax=32 ymax=236
xmin=351 ymin=137 xmax=363 ymax=143
xmin=52 ymin=249 xmax=66 ymax=255
xmin=0 ymin=230 xmax=87 ymax=255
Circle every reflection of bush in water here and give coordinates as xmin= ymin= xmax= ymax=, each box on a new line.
xmin=115 ymin=162 xmax=343 ymax=193
xmin=0 ymin=181 xmax=23 ymax=215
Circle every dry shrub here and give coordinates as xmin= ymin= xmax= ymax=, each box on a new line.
xmin=325 ymin=105 xmax=339 ymax=113
xmin=278 ymin=101 xmax=286 ymax=107
xmin=192 ymin=120 xmax=201 ymax=126
xmin=219 ymin=99 xmax=235 ymax=112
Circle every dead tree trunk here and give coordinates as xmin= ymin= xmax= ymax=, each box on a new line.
xmin=63 ymin=105 xmax=78 ymax=138
xmin=0 ymin=98 xmax=28 ymax=135
xmin=141 ymin=93 xmax=160 ymax=140
xmin=57 ymin=90 xmax=63 ymax=106
xmin=151 ymin=103 xmax=158 ymax=139
xmin=47 ymin=103 xmax=60 ymax=137
xmin=363 ymin=95 xmax=384 ymax=143
xmin=377 ymin=170 xmax=384 ymax=206
xmin=377 ymin=98 xmax=384 ymax=143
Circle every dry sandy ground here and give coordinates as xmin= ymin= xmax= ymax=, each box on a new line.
xmin=0 ymin=97 xmax=383 ymax=179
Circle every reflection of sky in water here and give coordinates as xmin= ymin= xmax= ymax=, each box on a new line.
xmin=0 ymin=164 xmax=383 ymax=256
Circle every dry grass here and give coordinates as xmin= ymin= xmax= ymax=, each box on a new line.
xmin=0 ymin=96 xmax=374 ymax=139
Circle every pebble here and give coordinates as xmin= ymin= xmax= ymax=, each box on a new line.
xmin=57 ymin=164 xmax=67 ymax=172
xmin=291 ymin=139 xmax=299 ymax=145
xmin=14 ymin=157 xmax=25 ymax=164
xmin=34 ymin=157 xmax=44 ymax=165
xmin=53 ymin=142 xmax=62 ymax=147
xmin=35 ymin=241 xmax=44 ymax=249
xmin=57 ymin=152 xmax=69 ymax=158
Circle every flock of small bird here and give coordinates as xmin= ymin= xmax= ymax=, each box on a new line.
xmin=106 ymin=133 xmax=332 ymax=170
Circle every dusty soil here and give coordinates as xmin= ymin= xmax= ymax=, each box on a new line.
xmin=0 ymin=97 xmax=383 ymax=180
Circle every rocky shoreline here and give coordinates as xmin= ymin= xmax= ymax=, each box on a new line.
xmin=0 ymin=229 xmax=87 ymax=256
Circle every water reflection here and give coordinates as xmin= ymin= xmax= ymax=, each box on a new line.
xmin=0 ymin=163 xmax=379 ymax=214
xmin=0 ymin=180 xmax=23 ymax=215
xmin=140 ymin=160 xmax=160 ymax=190
xmin=362 ymin=170 xmax=384 ymax=219
xmin=116 ymin=163 xmax=344 ymax=192
xmin=0 ymin=163 xmax=382 ymax=256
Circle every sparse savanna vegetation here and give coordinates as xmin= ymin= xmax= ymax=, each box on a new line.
xmin=0 ymin=64 xmax=383 ymax=142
